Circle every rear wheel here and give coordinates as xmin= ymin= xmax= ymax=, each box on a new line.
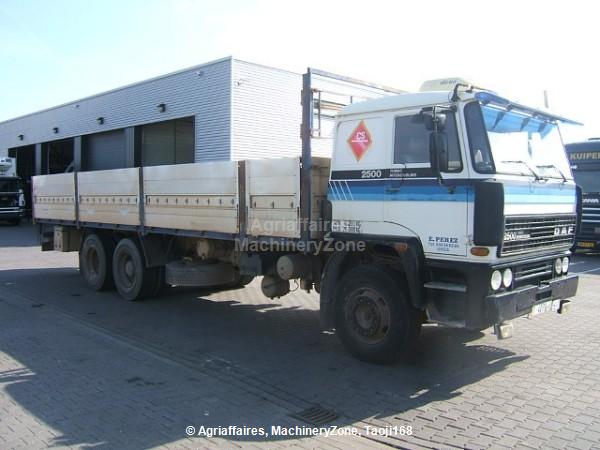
xmin=9 ymin=218 xmax=20 ymax=226
xmin=112 ymin=238 xmax=154 ymax=301
xmin=79 ymin=233 xmax=114 ymax=291
xmin=334 ymin=265 xmax=421 ymax=364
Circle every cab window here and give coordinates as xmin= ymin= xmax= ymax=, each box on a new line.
xmin=464 ymin=102 xmax=495 ymax=173
xmin=393 ymin=113 xmax=462 ymax=171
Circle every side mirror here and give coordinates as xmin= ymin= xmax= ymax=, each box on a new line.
xmin=423 ymin=112 xmax=447 ymax=131
xmin=430 ymin=132 xmax=449 ymax=173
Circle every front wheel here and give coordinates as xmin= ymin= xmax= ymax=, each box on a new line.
xmin=334 ymin=265 xmax=421 ymax=364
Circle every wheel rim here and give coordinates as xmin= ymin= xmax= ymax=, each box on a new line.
xmin=344 ymin=287 xmax=391 ymax=344
xmin=117 ymin=251 xmax=137 ymax=291
xmin=86 ymin=247 xmax=100 ymax=281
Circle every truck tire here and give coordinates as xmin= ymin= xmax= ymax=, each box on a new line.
xmin=112 ymin=238 xmax=154 ymax=301
xmin=9 ymin=218 xmax=20 ymax=226
xmin=79 ymin=233 xmax=115 ymax=291
xmin=334 ymin=265 xmax=421 ymax=364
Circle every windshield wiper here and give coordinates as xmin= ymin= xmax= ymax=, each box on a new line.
xmin=536 ymin=164 xmax=568 ymax=183
xmin=501 ymin=160 xmax=543 ymax=181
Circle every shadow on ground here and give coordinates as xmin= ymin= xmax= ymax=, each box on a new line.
xmin=0 ymin=266 xmax=528 ymax=448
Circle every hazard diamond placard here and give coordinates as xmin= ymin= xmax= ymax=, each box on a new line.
xmin=347 ymin=120 xmax=372 ymax=161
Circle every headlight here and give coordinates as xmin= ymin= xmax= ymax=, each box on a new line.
xmin=491 ymin=270 xmax=502 ymax=291
xmin=554 ymin=258 xmax=562 ymax=275
xmin=502 ymin=268 xmax=513 ymax=288
xmin=561 ymin=257 xmax=569 ymax=274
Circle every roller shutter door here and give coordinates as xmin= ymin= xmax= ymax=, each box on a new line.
xmin=141 ymin=118 xmax=194 ymax=166
xmin=84 ymin=130 xmax=126 ymax=170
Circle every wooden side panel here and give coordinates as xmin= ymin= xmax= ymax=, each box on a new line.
xmin=32 ymin=157 xmax=331 ymax=241
xmin=78 ymin=168 xmax=140 ymax=226
xmin=32 ymin=173 xmax=76 ymax=222
xmin=143 ymin=161 xmax=238 ymax=233
xmin=246 ymin=158 xmax=301 ymax=238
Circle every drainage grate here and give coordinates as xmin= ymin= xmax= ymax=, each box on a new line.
xmin=291 ymin=405 xmax=338 ymax=425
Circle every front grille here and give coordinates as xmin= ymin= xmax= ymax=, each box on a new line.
xmin=501 ymin=215 xmax=576 ymax=256
xmin=581 ymin=205 xmax=600 ymax=236
xmin=0 ymin=195 xmax=17 ymax=207
xmin=513 ymin=260 xmax=554 ymax=288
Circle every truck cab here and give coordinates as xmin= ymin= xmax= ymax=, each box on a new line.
xmin=565 ymin=140 xmax=600 ymax=252
xmin=328 ymin=81 xmax=579 ymax=338
xmin=0 ymin=157 xmax=25 ymax=225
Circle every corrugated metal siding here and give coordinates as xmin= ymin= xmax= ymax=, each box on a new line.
xmin=0 ymin=58 xmax=232 ymax=162
xmin=0 ymin=57 xmax=401 ymax=164
xmin=230 ymin=61 xmax=400 ymax=160
xmin=231 ymin=60 xmax=302 ymax=160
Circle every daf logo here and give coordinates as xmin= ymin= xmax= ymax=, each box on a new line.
xmin=554 ymin=226 xmax=574 ymax=236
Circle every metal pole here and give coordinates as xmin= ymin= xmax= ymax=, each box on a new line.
xmin=543 ymin=90 xmax=550 ymax=109
xmin=300 ymin=69 xmax=313 ymax=247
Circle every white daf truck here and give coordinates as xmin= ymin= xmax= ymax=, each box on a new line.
xmin=33 ymin=72 xmax=580 ymax=364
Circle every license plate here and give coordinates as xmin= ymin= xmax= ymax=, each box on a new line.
xmin=529 ymin=299 xmax=561 ymax=317
xmin=578 ymin=241 xmax=595 ymax=248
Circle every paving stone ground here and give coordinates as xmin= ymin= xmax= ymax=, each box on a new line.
xmin=1 ymin=223 xmax=600 ymax=449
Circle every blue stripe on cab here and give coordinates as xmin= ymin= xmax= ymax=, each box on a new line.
xmin=327 ymin=179 xmax=576 ymax=204
xmin=327 ymin=181 xmax=471 ymax=202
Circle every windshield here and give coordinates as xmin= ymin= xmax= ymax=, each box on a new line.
xmin=0 ymin=178 xmax=19 ymax=192
xmin=572 ymin=170 xmax=600 ymax=193
xmin=464 ymin=101 xmax=573 ymax=180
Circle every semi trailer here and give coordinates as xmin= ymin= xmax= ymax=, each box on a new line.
xmin=32 ymin=70 xmax=580 ymax=364
xmin=565 ymin=140 xmax=600 ymax=253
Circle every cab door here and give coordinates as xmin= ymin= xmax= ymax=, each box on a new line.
xmin=383 ymin=110 xmax=469 ymax=257
xmin=329 ymin=115 xmax=389 ymax=236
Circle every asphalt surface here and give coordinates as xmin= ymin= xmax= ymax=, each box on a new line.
xmin=1 ymin=223 xmax=599 ymax=449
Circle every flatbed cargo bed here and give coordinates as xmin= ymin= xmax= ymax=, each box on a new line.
xmin=33 ymin=157 xmax=331 ymax=242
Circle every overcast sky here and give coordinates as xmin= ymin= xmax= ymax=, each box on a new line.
xmin=0 ymin=0 xmax=598 ymax=142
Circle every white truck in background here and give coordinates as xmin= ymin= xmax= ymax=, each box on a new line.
xmin=0 ymin=157 xmax=25 ymax=225
xmin=33 ymin=71 xmax=580 ymax=364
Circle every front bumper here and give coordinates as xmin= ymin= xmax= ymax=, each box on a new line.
xmin=487 ymin=274 xmax=578 ymax=323
xmin=0 ymin=208 xmax=23 ymax=220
